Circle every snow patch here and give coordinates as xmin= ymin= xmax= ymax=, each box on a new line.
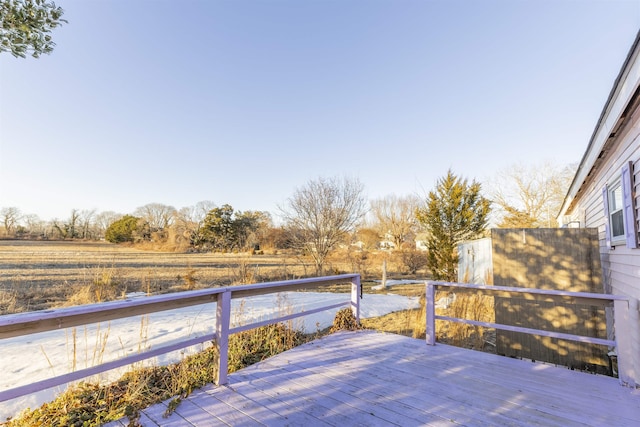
xmin=0 ymin=291 xmax=419 ymax=420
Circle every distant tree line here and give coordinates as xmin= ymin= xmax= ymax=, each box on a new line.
xmin=1 ymin=161 xmax=575 ymax=279
xmin=1 ymin=2 xmax=579 ymax=280
xmin=102 ymin=203 xmax=277 ymax=253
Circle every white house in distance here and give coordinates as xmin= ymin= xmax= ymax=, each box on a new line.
xmin=558 ymin=31 xmax=640 ymax=387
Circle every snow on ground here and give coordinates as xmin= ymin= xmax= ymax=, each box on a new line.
xmin=0 ymin=291 xmax=419 ymax=420
xmin=371 ymin=279 xmax=425 ymax=291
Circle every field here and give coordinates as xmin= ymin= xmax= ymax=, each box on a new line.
xmin=0 ymin=240 xmax=492 ymax=348
xmin=0 ymin=240 xmax=356 ymax=314
xmin=0 ymin=240 xmax=424 ymax=315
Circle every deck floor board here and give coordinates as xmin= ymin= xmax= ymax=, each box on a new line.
xmin=125 ymin=330 xmax=640 ymax=426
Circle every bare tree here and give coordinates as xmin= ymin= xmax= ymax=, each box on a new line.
xmin=174 ymin=200 xmax=216 ymax=248
xmin=235 ymin=210 xmax=273 ymax=250
xmin=355 ymin=227 xmax=380 ymax=250
xmin=95 ymin=211 xmax=123 ymax=238
xmin=489 ymin=161 xmax=576 ymax=228
xmin=68 ymin=209 xmax=81 ymax=238
xmin=79 ymin=209 xmax=96 ymax=239
xmin=23 ymin=213 xmax=43 ymax=236
xmin=52 ymin=209 xmax=81 ymax=239
xmin=281 ymin=176 xmax=367 ymax=275
xmin=134 ymin=203 xmax=176 ymax=230
xmin=370 ymin=194 xmax=420 ymax=249
xmin=0 ymin=207 xmax=21 ymax=236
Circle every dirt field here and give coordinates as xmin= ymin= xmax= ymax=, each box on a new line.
xmin=0 ymin=240 xmax=360 ymax=314
xmin=0 ymin=240 xmax=424 ymax=315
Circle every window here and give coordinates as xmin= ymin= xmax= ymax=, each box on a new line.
xmin=603 ymin=161 xmax=638 ymax=249
xmin=608 ymin=180 xmax=625 ymax=243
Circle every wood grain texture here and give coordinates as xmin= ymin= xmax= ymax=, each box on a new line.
xmin=126 ymin=330 xmax=640 ymax=426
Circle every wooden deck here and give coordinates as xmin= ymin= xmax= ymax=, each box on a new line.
xmin=106 ymin=330 xmax=640 ymax=426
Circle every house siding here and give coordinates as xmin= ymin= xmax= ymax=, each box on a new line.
xmin=562 ymin=103 xmax=640 ymax=386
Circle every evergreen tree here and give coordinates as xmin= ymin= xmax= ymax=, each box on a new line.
xmin=1 ymin=0 xmax=67 ymax=58
xmin=499 ymin=206 xmax=538 ymax=228
xmin=202 ymin=205 xmax=237 ymax=251
xmin=416 ymin=170 xmax=491 ymax=281
xmin=105 ymin=215 xmax=142 ymax=243
xmin=199 ymin=205 xmax=271 ymax=251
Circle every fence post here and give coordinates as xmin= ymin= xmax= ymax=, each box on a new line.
xmin=215 ymin=290 xmax=231 ymax=385
xmin=351 ymin=274 xmax=361 ymax=325
xmin=426 ymin=281 xmax=435 ymax=345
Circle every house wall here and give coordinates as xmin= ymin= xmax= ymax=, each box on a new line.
xmin=562 ymin=102 xmax=640 ymax=386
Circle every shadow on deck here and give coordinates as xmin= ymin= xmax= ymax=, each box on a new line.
xmin=107 ymin=330 xmax=640 ymax=426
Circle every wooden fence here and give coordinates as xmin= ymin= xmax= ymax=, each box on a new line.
xmin=491 ymin=228 xmax=608 ymax=372
xmin=0 ymin=274 xmax=362 ymax=403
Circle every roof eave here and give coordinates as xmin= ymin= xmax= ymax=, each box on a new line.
xmin=558 ymin=30 xmax=640 ymax=219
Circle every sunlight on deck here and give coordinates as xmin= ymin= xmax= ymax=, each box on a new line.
xmin=107 ymin=330 xmax=640 ymax=426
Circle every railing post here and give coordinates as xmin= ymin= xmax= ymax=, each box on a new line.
xmin=351 ymin=274 xmax=361 ymax=325
xmin=614 ymin=297 xmax=637 ymax=386
xmin=426 ymin=281 xmax=435 ymax=345
xmin=215 ymin=290 xmax=231 ymax=385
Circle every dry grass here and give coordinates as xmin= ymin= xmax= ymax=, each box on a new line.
xmin=1 ymin=239 xmax=497 ymax=351
xmin=3 ymin=284 xmax=329 ymax=425
xmin=330 ymin=308 xmax=361 ymax=333
xmin=6 ymin=341 xmax=222 ymax=426
xmin=5 ymin=315 xmax=339 ymax=427
xmin=0 ymin=241 xmax=432 ymax=315
xmin=437 ymin=291 xmax=495 ymax=350
xmin=0 ymin=241 xmax=360 ymax=315
xmin=362 ymin=285 xmax=496 ymax=352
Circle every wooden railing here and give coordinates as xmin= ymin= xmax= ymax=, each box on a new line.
xmin=425 ymin=281 xmax=629 ymax=376
xmin=0 ymin=274 xmax=362 ymax=403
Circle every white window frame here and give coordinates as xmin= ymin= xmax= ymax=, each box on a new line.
xmin=607 ymin=178 xmax=626 ymax=245
xmin=602 ymin=161 xmax=638 ymax=249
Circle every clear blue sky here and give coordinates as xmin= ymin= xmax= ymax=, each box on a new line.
xmin=1 ymin=0 xmax=639 ymax=222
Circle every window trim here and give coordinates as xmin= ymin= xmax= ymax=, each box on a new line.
xmin=607 ymin=178 xmax=626 ymax=245
xmin=621 ymin=161 xmax=638 ymax=248
xmin=602 ymin=161 xmax=638 ymax=249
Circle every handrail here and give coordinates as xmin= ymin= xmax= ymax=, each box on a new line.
xmin=0 ymin=274 xmax=362 ymax=402
xmin=424 ymin=281 xmax=628 ymax=371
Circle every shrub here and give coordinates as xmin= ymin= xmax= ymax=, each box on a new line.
xmin=330 ymin=308 xmax=360 ymax=333
xmin=399 ymin=248 xmax=428 ymax=274
xmin=104 ymin=215 xmax=141 ymax=243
